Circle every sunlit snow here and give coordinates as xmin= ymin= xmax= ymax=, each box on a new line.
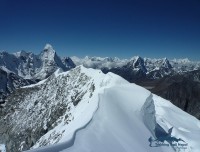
xmin=25 ymin=66 xmax=200 ymax=152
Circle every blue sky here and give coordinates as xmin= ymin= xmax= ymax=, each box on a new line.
xmin=0 ymin=0 xmax=200 ymax=60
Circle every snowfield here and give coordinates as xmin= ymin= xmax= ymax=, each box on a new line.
xmin=23 ymin=66 xmax=200 ymax=152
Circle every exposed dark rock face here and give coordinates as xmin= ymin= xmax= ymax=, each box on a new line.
xmin=102 ymin=57 xmax=174 ymax=83
xmin=0 ymin=68 xmax=33 ymax=103
xmin=139 ymin=70 xmax=200 ymax=120
xmin=102 ymin=66 xmax=147 ymax=83
xmin=62 ymin=57 xmax=76 ymax=70
xmin=102 ymin=57 xmax=148 ymax=83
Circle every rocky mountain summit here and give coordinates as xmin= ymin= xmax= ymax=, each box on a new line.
xmin=72 ymin=56 xmax=200 ymax=82
xmin=0 ymin=44 xmax=75 ymax=100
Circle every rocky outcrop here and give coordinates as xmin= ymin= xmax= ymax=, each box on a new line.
xmin=141 ymin=70 xmax=200 ymax=120
xmin=62 ymin=57 xmax=76 ymax=70
xmin=0 ymin=67 xmax=32 ymax=103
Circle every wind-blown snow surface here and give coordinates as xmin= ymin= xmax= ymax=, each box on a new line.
xmin=25 ymin=66 xmax=200 ymax=152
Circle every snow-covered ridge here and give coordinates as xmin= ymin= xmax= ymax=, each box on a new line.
xmin=0 ymin=65 xmax=127 ymax=151
xmin=24 ymin=67 xmax=200 ymax=152
xmin=0 ymin=66 xmax=196 ymax=152
xmin=29 ymin=66 xmax=129 ymax=150
xmin=0 ymin=47 xmax=200 ymax=151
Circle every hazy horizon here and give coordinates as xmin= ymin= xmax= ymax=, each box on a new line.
xmin=1 ymin=44 xmax=199 ymax=61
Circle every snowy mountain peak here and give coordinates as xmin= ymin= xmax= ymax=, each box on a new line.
xmin=34 ymin=44 xmax=73 ymax=79
xmin=0 ymin=66 xmax=200 ymax=151
xmin=162 ymin=57 xmax=172 ymax=69
xmin=130 ymin=55 xmax=141 ymax=61
xmin=44 ymin=44 xmax=54 ymax=51
xmin=128 ymin=56 xmax=147 ymax=72
xmin=41 ymin=44 xmax=56 ymax=59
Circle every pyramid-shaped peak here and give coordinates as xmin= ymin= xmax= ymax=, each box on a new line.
xmin=40 ymin=44 xmax=57 ymax=60
xmin=130 ymin=56 xmax=142 ymax=61
xmin=44 ymin=44 xmax=54 ymax=51
xmin=162 ymin=57 xmax=172 ymax=68
xmin=163 ymin=57 xmax=169 ymax=61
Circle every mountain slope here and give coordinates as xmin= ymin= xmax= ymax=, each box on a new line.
xmin=149 ymin=70 xmax=200 ymax=119
xmin=0 ymin=66 xmax=199 ymax=152
xmin=0 ymin=66 xmax=108 ymax=152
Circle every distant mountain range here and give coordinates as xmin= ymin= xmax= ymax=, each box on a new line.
xmin=0 ymin=45 xmax=200 ymax=152
xmin=72 ymin=56 xmax=200 ymax=119
xmin=71 ymin=56 xmax=200 ymax=81
xmin=0 ymin=44 xmax=200 ymax=119
xmin=0 ymin=44 xmax=75 ymax=101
